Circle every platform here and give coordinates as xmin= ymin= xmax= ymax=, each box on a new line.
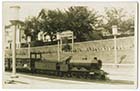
xmin=3 ymin=65 xmax=136 ymax=89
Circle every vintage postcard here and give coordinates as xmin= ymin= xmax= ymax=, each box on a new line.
xmin=2 ymin=1 xmax=138 ymax=89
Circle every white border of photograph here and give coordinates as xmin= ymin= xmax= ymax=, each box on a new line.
xmin=0 ymin=0 xmax=139 ymax=91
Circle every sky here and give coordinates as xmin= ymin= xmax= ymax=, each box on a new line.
xmin=3 ymin=1 xmax=137 ymax=26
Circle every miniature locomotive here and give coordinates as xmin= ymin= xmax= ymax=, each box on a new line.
xmin=5 ymin=53 xmax=108 ymax=80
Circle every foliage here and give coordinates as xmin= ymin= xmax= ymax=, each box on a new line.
xmin=119 ymin=16 xmax=134 ymax=34
xmin=23 ymin=17 xmax=41 ymax=41
xmin=21 ymin=6 xmax=134 ymax=44
xmin=65 ymin=6 xmax=101 ymax=41
xmin=38 ymin=9 xmax=67 ymax=42
xmin=37 ymin=6 xmax=102 ymax=42
xmin=103 ymin=7 xmax=134 ymax=34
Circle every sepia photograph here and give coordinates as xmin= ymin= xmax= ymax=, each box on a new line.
xmin=2 ymin=1 xmax=138 ymax=89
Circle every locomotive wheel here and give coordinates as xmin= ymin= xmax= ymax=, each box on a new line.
xmin=82 ymin=74 xmax=88 ymax=79
xmin=62 ymin=72 xmax=69 ymax=78
xmin=93 ymin=73 xmax=103 ymax=80
xmin=67 ymin=73 xmax=71 ymax=77
xmin=59 ymin=72 xmax=64 ymax=77
xmin=65 ymin=72 xmax=71 ymax=78
xmin=83 ymin=72 xmax=88 ymax=79
xmin=61 ymin=72 xmax=65 ymax=77
xmin=71 ymin=72 xmax=77 ymax=78
xmin=101 ymin=75 xmax=105 ymax=80
xmin=76 ymin=73 xmax=80 ymax=78
xmin=78 ymin=73 xmax=85 ymax=79
xmin=88 ymin=74 xmax=93 ymax=79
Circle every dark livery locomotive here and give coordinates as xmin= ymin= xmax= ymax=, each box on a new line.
xmin=5 ymin=53 xmax=108 ymax=80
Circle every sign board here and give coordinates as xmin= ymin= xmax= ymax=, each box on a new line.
xmin=56 ymin=32 xmax=61 ymax=40
xmin=27 ymin=36 xmax=31 ymax=43
xmin=57 ymin=31 xmax=73 ymax=39
xmin=112 ymin=25 xmax=118 ymax=35
xmin=60 ymin=31 xmax=73 ymax=38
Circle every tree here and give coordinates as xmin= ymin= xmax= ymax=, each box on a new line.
xmin=23 ymin=17 xmax=41 ymax=41
xmin=38 ymin=9 xmax=67 ymax=42
xmin=103 ymin=7 xmax=134 ymax=35
xmin=119 ymin=16 xmax=134 ymax=34
xmin=65 ymin=6 xmax=101 ymax=41
xmin=38 ymin=6 xmax=102 ymax=42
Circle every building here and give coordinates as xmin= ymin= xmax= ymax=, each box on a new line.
xmin=5 ymin=24 xmax=26 ymax=49
xmin=37 ymin=31 xmax=51 ymax=42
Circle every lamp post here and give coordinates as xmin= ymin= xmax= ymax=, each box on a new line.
xmin=27 ymin=36 xmax=31 ymax=58
xmin=112 ymin=25 xmax=118 ymax=66
xmin=57 ymin=32 xmax=60 ymax=62
xmin=9 ymin=6 xmax=20 ymax=78
xmin=71 ymin=32 xmax=74 ymax=54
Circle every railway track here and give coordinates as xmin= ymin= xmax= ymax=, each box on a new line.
xmin=5 ymin=71 xmax=134 ymax=85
